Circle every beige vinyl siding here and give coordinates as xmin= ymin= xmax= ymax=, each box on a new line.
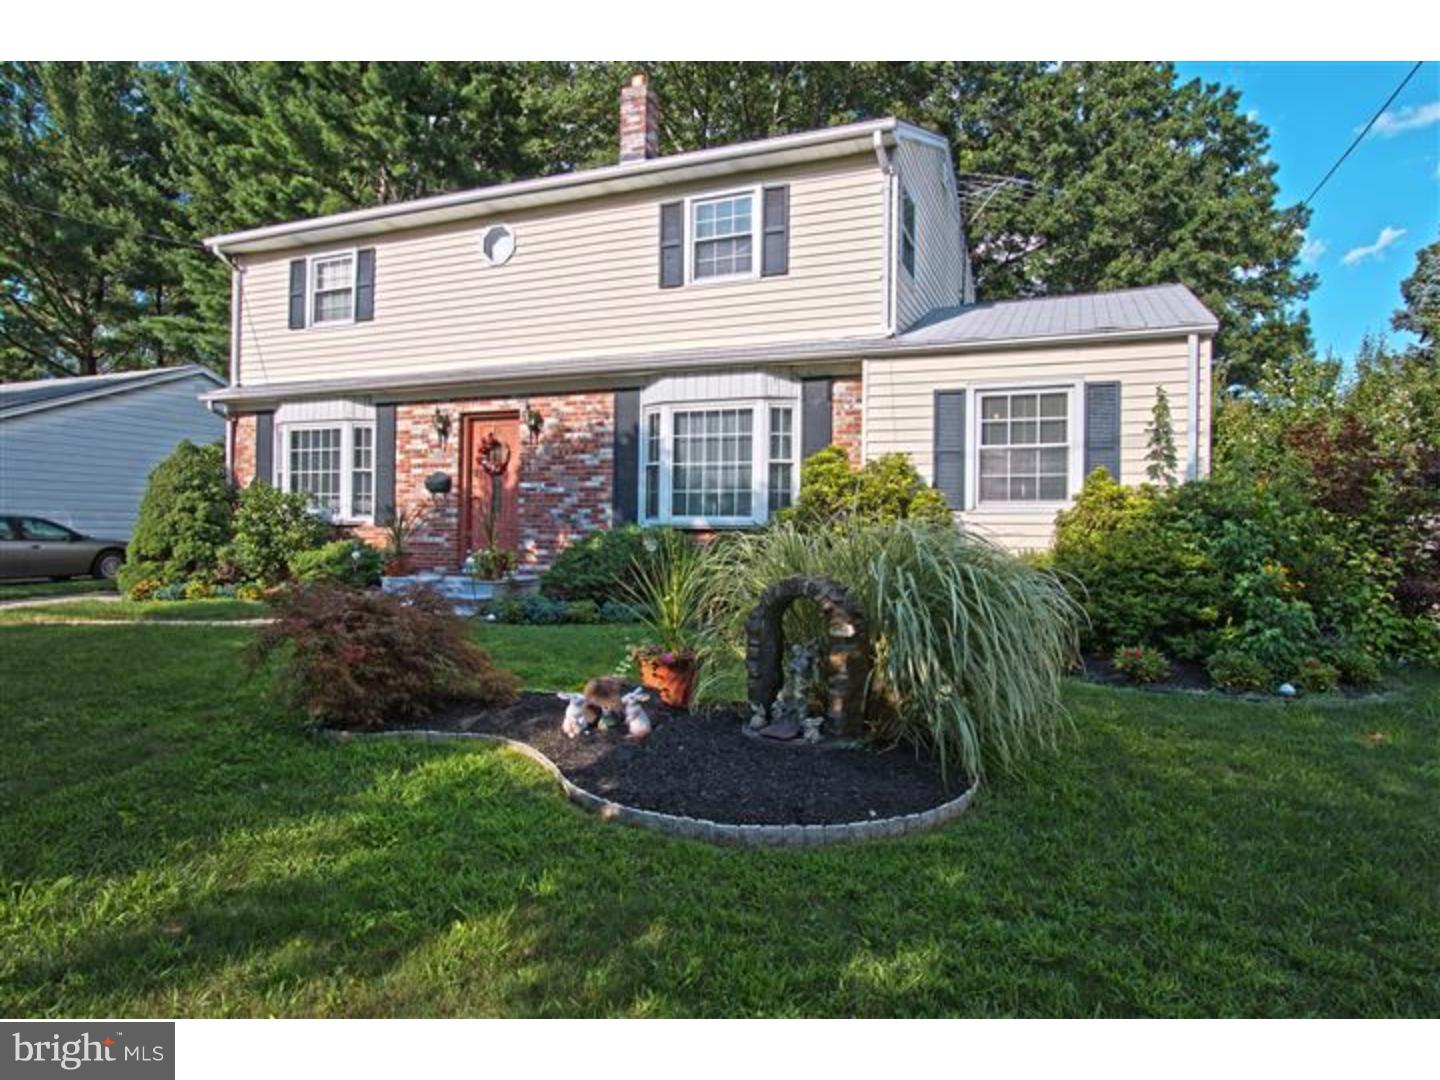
xmin=235 ymin=155 xmax=886 ymax=389
xmin=863 ymin=335 xmax=1212 ymax=552
xmin=893 ymin=138 xmax=966 ymax=331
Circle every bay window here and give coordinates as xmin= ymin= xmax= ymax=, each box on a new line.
xmin=640 ymin=401 xmax=796 ymax=526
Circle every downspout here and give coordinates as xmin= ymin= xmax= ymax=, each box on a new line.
xmin=208 ymin=241 xmax=242 ymax=480
xmin=1187 ymin=333 xmax=1200 ymax=480
xmin=873 ymin=130 xmax=896 ymax=338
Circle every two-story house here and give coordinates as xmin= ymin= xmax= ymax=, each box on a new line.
xmin=202 ymin=74 xmax=1217 ymax=569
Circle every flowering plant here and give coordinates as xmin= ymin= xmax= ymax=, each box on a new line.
xmin=1112 ymin=644 xmax=1172 ymax=684
xmin=630 ymin=643 xmax=695 ymax=665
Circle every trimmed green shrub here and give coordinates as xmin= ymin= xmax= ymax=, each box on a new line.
xmin=183 ymin=580 xmax=216 ymax=600
xmin=125 ymin=441 xmax=233 ymax=588
xmin=599 ymin=599 xmax=641 ymax=623
xmin=1207 ymin=649 xmax=1271 ymax=693
xmin=1296 ymin=657 xmax=1340 ymax=694
xmin=252 ymin=585 xmax=519 ymax=730
xmin=231 ymin=483 xmax=330 ymax=586
xmin=712 ymin=521 xmax=1082 ymax=781
xmin=565 ymin=599 xmax=601 ymax=624
xmin=781 ymin=446 xmax=952 ymax=528
xmin=1331 ymin=647 xmax=1382 ymax=690
xmin=540 ymin=525 xmax=678 ymax=604
xmin=289 ymin=539 xmax=384 ymax=588
xmin=1112 ymin=645 xmax=1172 ymax=684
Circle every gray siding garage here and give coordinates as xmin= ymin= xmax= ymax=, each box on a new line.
xmin=0 ymin=366 xmax=225 ymax=540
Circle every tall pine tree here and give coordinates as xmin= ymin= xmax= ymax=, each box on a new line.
xmin=0 ymin=62 xmax=200 ymax=378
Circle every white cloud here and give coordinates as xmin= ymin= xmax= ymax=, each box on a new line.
xmin=1299 ymin=234 xmax=1328 ymax=264
xmin=1245 ymin=107 xmax=1261 ymax=123
xmin=1370 ymin=100 xmax=1440 ymax=137
xmin=1341 ymin=226 xmax=1407 ymax=266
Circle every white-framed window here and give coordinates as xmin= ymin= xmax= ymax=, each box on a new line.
xmin=309 ymin=251 xmax=356 ymax=326
xmin=688 ymin=189 xmax=759 ymax=282
xmin=900 ymin=189 xmax=917 ymax=277
xmin=278 ymin=420 xmax=376 ymax=523
xmin=639 ymin=400 xmax=797 ymax=527
xmin=976 ymin=388 xmax=1073 ymax=504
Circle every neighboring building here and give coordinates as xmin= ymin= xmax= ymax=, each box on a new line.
xmin=202 ymin=74 xmax=1216 ymax=567
xmin=0 ymin=365 xmax=225 ymax=539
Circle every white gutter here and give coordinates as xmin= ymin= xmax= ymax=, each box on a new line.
xmin=873 ymin=131 xmax=896 ymax=338
xmin=1187 ymin=332 xmax=1201 ymax=480
xmin=206 ymin=118 xmax=908 ymax=255
xmin=201 ymin=325 xmax=1218 ymax=409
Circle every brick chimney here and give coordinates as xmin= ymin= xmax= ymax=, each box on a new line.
xmin=619 ymin=73 xmax=660 ymax=163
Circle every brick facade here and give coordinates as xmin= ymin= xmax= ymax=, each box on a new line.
xmin=831 ymin=376 xmax=863 ymax=466
xmin=228 ymin=375 xmax=861 ymax=574
xmin=231 ymin=390 xmax=614 ymax=572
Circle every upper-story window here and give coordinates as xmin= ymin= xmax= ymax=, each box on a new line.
xmin=310 ymin=253 xmax=355 ymax=326
xmin=691 ymin=192 xmax=755 ymax=280
xmin=900 ymin=189 xmax=917 ymax=277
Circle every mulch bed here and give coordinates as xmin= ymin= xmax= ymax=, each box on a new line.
xmin=402 ymin=691 xmax=963 ymax=826
xmin=1079 ymin=652 xmax=1212 ymax=693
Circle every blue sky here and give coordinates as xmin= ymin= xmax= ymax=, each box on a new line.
xmin=1175 ymin=61 xmax=1439 ymax=361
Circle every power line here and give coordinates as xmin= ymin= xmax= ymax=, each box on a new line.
xmin=0 ymin=194 xmax=204 ymax=250
xmin=1303 ymin=61 xmax=1424 ymax=207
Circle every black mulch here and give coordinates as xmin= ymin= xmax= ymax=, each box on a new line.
xmin=1079 ymin=652 xmax=1212 ymax=693
xmin=407 ymin=690 xmax=964 ymax=826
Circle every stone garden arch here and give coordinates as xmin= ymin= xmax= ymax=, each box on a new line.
xmin=744 ymin=575 xmax=870 ymax=738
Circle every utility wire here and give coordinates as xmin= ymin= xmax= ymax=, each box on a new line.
xmin=1303 ymin=61 xmax=1424 ymax=207
xmin=0 ymin=194 xmax=204 ymax=250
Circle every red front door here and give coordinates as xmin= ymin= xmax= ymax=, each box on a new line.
xmin=461 ymin=413 xmax=521 ymax=558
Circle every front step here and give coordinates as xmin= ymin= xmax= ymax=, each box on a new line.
xmin=381 ymin=572 xmax=541 ymax=615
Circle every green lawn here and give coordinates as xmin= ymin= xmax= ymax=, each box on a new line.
xmin=0 ymin=621 xmax=1435 ymax=1017
xmin=0 ymin=577 xmax=117 ymax=601
xmin=0 ymin=598 xmax=269 ymax=624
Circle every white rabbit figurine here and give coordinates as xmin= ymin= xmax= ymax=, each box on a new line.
xmin=621 ymin=686 xmax=653 ymax=742
xmin=557 ymin=691 xmax=592 ymax=738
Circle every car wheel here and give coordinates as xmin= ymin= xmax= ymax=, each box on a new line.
xmin=93 ymin=551 xmax=124 ymax=581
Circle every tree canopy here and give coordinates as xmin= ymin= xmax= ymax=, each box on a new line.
xmin=3 ymin=61 xmax=1320 ymax=386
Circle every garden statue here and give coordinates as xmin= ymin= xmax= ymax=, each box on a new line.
xmin=756 ymin=643 xmax=821 ymax=741
xmin=557 ymin=692 xmax=592 ymax=738
xmin=582 ymin=675 xmax=625 ymax=729
xmin=621 ymin=686 xmax=653 ymax=742
xmin=744 ymin=575 xmax=870 ymax=741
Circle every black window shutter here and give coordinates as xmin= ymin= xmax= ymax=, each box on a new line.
xmin=1084 ymin=381 xmax=1122 ymax=481
xmin=659 ymin=202 xmax=684 ymax=288
xmin=612 ymin=388 xmax=641 ymax=524
xmin=374 ymin=403 xmax=396 ymax=524
xmin=288 ymin=260 xmax=307 ymax=329
xmin=801 ymin=378 xmax=832 ymax=458
xmin=933 ymin=390 xmax=966 ymax=509
xmin=355 ymin=248 xmax=376 ymax=322
xmin=762 ymin=185 xmax=790 ymax=277
xmin=254 ymin=411 xmax=275 ymax=486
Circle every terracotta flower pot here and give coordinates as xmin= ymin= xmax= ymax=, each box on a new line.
xmin=638 ymin=653 xmax=702 ymax=709
xmin=384 ymin=555 xmax=413 ymax=577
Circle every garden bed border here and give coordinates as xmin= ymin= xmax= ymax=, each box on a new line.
xmin=323 ymin=728 xmax=979 ymax=847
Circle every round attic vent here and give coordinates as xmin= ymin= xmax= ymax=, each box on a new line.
xmin=479 ymin=224 xmax=516 ymax=267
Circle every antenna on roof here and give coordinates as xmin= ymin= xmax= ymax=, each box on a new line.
xmin=956 ymin=173 xmax=1043 ymax=224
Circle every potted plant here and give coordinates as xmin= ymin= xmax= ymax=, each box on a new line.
xmin=623 ymin=530 xmax=713 ymax=708
xmin=382 ymin=507 xmax=428 ymax=577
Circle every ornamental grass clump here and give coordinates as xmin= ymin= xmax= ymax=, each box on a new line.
xmin=252 ymin=585 xmax=519 ymax=730
xmin=712 ymin=521 xmax=1083 ymax=780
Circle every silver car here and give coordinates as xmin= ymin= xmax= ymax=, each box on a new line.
xmin=0 ymin=516 xmax=128 ymax=581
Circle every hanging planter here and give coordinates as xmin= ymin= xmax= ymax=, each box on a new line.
xmin=424 ymin=471 xmax=452 ymax=496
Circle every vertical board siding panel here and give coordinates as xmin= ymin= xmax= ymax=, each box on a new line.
xmin=612 ymin=388 xmax=640 ymax=525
